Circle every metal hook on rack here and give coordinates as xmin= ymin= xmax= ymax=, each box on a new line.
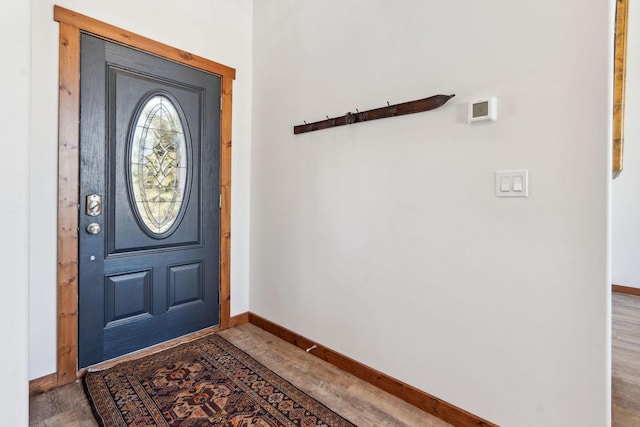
xmin=345 ymin=112 xmax=356 ymax=124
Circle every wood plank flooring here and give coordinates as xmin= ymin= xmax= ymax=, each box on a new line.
xmin=29 ymin=295 xmax=640 ymax=426
xmin=612 ymin=292 xmax=640 ymax=427
xmin=29 ymin=323 xmax=452 ymax=426
xmin=30 ymin=380 xmax=96 ymax=427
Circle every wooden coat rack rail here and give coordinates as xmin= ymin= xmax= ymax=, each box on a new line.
xmin=293 ymin=93 xmax=455 ymax=135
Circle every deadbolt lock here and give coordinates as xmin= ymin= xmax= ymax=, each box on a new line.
xmin=86 ymin=194 xmax=102 ymax=217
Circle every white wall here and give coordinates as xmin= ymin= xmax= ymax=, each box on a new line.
xmin=250 ymin=1 xmax=612 ymax=426
xmin=29 ymin=0 xmax=253 ymax=380
xmin=613 ymin=0 xmax=640 ymax=289
xmin=0 ymin=0 xmax=31 ymax=424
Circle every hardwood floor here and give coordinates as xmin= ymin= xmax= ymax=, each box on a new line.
xmin=30 ymin=323 xmax=452 ymax=426
xmin=29 ymin=381 xmax=97 ymax=427
xmin=612 ymin=292 xmax=640 ymax=427
xmin=29 ymin=296 xmax=640 ymax=427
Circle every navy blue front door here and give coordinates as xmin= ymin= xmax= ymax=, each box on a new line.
xmin=78 ymin=34 xmax=221 ymax=368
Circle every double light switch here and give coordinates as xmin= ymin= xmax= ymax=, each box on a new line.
xmin=495 ymin=170 xmax=528 ymax=197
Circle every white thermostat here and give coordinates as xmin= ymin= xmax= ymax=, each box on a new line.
xmin=468 ymin=97 xmax=497 ymax=123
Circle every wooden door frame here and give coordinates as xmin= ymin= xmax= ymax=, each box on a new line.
xmin=54 ymin=5 xmax=234 ymax=386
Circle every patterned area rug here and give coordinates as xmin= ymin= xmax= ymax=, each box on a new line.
xmin=84 ymin=334 xmax=355 ymax=427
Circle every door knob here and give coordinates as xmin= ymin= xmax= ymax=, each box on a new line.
xmin=86 ymin=223 xmax=101 ymax=235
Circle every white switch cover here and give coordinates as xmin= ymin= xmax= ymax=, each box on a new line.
xmin=495 ymin=170 xmax=528 ymax=197
xmin=512 ymin=176 xmax=524 ymax=192
xmin=500 ymin=176 xmax=511 ymax=192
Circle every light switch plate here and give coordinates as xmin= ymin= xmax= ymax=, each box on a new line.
xmin=495 ymin=170 xmax=528 ymax=197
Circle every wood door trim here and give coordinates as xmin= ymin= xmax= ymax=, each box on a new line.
xmin=56 ymin=21 xmax=80 ymax=387
xmin=54 ymin=7 xmax=235 ymax=80
xmin=613 ymin=0 xmax=628 ymax=174
xmin=248 ymin=313 xmax=498 ymax=427
xmin=54 ymin=5 xmax=234 ymax=387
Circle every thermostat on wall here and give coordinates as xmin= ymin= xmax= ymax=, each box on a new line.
xmin=468 ymin=97 xmax=497 ymax=123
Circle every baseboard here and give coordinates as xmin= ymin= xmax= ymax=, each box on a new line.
xmin=229 ymin=311 xmax=250 ymax=327
xmin=29 ymin=372 xmax=58 ymax=397
xmin=248 ymin=312 xmax=497 ymax=427
xmin=612 ymin=284 xmax=640 ymax=297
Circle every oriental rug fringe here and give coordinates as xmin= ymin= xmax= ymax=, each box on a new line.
xmin=84 ymin=334 xmax=355 ymax=427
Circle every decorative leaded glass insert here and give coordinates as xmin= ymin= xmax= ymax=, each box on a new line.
xmin=129 ymin=95 xmax=188 ymax=236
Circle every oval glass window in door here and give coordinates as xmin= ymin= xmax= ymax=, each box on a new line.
xmin=129 ymin=94 xmax=190 ymax=237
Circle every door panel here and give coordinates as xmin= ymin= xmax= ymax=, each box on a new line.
xmin=109 ymin=68 xmax=202 ymax=253
xmin=79 ymin=34 xmax=221 ymax=368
